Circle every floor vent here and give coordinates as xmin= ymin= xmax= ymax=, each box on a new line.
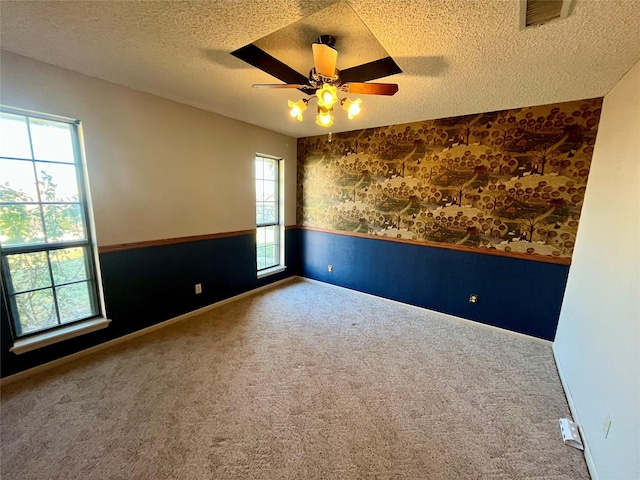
xmin=520 ymin=0 xmax=571 ymax=28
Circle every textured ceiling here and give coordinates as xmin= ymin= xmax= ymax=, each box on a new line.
xmin=1 ymin=0 xmax=639 ymax=138
xmin=253 ymin=1 xmax=392 ymax=75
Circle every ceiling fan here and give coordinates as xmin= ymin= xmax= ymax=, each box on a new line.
xmin=231 ymin=35 xmax=401 ymax=126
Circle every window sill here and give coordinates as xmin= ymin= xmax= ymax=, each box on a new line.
xmin=257 ymin=265 xmax=287 ymax=279
xmin=10 ymin=317 xmax=112 ymax=355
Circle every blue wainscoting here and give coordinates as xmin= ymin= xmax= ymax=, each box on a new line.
xmin=300 ymin=229 xmax=569 ymax=341
xmin=0 ymin=226 xmax=567 ymax=378
xmin=0 ymin=229 xmax=300 ymax=378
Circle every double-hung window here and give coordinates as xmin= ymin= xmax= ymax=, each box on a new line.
xmin=0 ymin=107 xmax=102 ymax=343
xmin=255 ymin=155 xmax=283 ymax=274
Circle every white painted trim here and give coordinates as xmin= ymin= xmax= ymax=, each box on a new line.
xmin=560 ymin=0 xmax=572 ymax=19
xmin=10 ymin=317 xmax=112 ymax=355
xmin=257 ymin=265 xmax=286 ymax=279
xmin=553 ymin=344 xmax=597 ymax=480
xmin=298 ymin=277 xmax=552 ymax=346
xmin=1 ymin=277 xmax=295 ymax=386
xmin=518 ymin=0 xmax=528 ymax=30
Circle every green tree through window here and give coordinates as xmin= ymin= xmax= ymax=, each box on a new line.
xmin=0 ymin=108 xmax=100 ymax=337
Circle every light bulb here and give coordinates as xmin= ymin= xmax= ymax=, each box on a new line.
xmin=342 ymin=98 xmax=362 ymax=119
xmin=316 ymin=84 xmax=338 ymax=109
xmin=288 ymin=99 xmax=307 ymax=121
xmin=316 ymin=110 xmax=334 ymax=127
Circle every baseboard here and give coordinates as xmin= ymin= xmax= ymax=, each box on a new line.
xmin=552 ymin=343 xmax=597 ymax=480
xmin=299 ymin=277 xmax=552 ymax=346
xmin=1 ymin=277 xmax=296 ymax=386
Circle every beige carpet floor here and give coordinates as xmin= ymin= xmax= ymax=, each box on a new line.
xmin=1 ymin=278 xmax=589 ymax=479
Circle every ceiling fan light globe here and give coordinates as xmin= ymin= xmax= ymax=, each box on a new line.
xmin=316 ymin=112 xmax=334 ymax=127
xmin=316 ymin=84 xmax=338 ymax=109
xmin=288 ymin=99 xmax=307 ymax=121
xmin=343 ymin=98 xmax=362 ymax=119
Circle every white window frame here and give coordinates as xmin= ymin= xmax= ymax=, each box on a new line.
xmin=255 ymin=154 xmax=285 ymax=278
xmin=0 ymin=106 xmax=110 ymax=354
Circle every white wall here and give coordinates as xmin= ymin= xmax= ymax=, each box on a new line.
xmin=554 ymin=60 xmax=640 ymax=479
xmin=0 ymin=51 xmax=297 ymax=246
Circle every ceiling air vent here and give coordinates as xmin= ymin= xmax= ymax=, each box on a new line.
xmin=520 ymin=0 xmax=571 ymax=28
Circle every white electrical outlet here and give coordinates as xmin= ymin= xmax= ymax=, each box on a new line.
xmin=603 ymin=415 xmax=612 ymax=438
xmin=469 ymin=294 xmax=479 ymax=304
xmin=195 ymin=283 xmax=202 ymax=294
xmin=327 ymin=265 xmax=333 ymax=272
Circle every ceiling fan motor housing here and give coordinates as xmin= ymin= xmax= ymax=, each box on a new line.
xmin=316 ymin=35 xmax=336 ymax=48
xmin=309 ymin=69 xmax=341 ymax=89
xmin=311 ymin=36 xmax=340 ymax=87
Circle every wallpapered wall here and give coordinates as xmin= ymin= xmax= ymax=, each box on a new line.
xmin=297 ymin=98 xmax=603 ymax=261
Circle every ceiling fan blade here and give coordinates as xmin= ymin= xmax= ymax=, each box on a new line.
xmin=341 ymin=82 xmax=399 ymax=96
xmin=253 ymin=84 xmax=304 ymax=88
xmin=312 ymin=43 xmax=338 ymax=77
xmin=251 ymin=83 xmax=316 ymax=91
xmin=340 ymin=57 xmax=403 ymax=83
xmin=231 ymin=44 xmax=308 ymax=85
xmin=253 ymin=84 xmax=317 ymax=94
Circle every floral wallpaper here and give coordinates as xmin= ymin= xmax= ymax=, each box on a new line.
xmin=297 ymin=98 xmax=603 ymax=260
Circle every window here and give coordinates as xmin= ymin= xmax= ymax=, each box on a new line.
xmin=0 ymin=107 xmax=101 ymax=340
xmin=255 ymin=155 xmax=282 ymax=272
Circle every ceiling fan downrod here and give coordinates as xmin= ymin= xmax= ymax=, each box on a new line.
xmin=316 ymin=35 xmax=336 ymax=48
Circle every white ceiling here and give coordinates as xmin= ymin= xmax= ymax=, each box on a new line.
xmin=1 ymin=0 xmax=639 ymax=138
